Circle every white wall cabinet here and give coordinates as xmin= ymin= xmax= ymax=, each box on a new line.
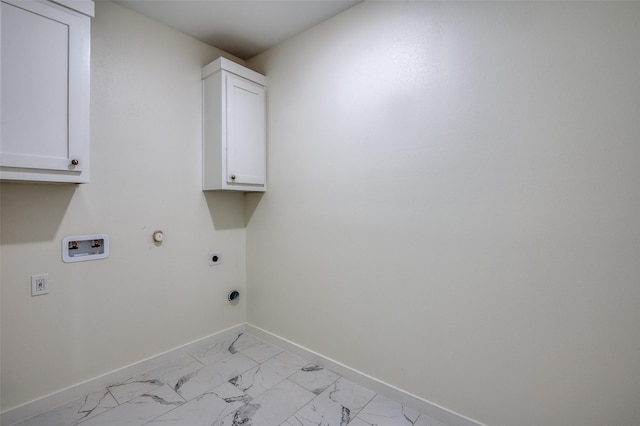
xmin=0 ymin=0 xmax=93 ymax=183
xmin=202 ymin=57 xmax=267 ymax=192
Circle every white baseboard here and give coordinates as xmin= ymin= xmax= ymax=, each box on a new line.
xmin=245 ymin=323 xmax=486 ymax=426
xmin=1 ymin=323 xmax=246 ymax=426
xmin=3 ymin=322 xmax=484 ymax=426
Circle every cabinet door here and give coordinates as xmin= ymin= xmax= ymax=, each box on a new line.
xmin=1 ymin=0 xmax=89 ymax=180
xmin=225 ymin=73 xmax=266 ymax=186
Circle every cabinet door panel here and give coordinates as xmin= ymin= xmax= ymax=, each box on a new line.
xmin=1 ymin=0 xmax=85 ymax=174
xmin=225 ymin=73 xmax=265 ymax=185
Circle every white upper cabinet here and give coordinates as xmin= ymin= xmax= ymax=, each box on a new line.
xmin=0 ymin=0 xmax=93 ymax=183
xmin=202 ymin=57 xmax=267 ymax=192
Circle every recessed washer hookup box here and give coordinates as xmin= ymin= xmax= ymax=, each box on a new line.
xmin=62 ymin=234 xmax=110 ymax=263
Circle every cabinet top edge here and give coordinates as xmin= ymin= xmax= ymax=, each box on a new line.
xmin=202 ymin=57 xmax=267 ymax=86
xmin=48 ymin=0 xmax=95 ymax=17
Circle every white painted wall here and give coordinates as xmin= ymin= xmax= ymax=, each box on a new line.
xmin=2 ymin=1 xmax=639 ymax=424
xmin=0 ymin=2 xmax=246 ymax=411
xmin=246 ymin=2 xmax=640 ymax=425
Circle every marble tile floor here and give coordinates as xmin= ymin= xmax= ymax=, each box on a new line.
xmin=13 ymin=333 xmax=447 ymax=426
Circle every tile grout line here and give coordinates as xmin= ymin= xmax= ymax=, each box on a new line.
xmin=11 ymin=331 xmax=451 ymax=426
xmin=84 ymin=336 xmax=259 ymax=425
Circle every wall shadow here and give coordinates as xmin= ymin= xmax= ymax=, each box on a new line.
xmin=244 ymin=192 xmax=263 ymax=225
xmin=203 ymin=190 xmax=247 ymax=230
xmin=0 ymin=182 xmax=77 ymax=244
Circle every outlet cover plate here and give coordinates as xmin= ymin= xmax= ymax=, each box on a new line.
xmin=31 ymin=274 xmax=49 ymax=296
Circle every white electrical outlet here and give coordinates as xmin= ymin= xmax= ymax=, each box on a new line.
xmin=31 ymin=274 xmax=49 ymax=296
xmin=209 ymin=252 xmax=222 ymax=266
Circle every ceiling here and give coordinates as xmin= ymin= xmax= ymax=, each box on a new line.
xmin=114 ymin=0 xmax=362 ymax=60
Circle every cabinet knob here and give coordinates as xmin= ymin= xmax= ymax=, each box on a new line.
xmin=71 ymin=159 xmax=79 ymax=166
xmin=230 ymin=175 xmax=236 ymax=181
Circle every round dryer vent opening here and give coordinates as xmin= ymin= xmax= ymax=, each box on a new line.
xmin=228 ymin=290 xmax=240 ymax=303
